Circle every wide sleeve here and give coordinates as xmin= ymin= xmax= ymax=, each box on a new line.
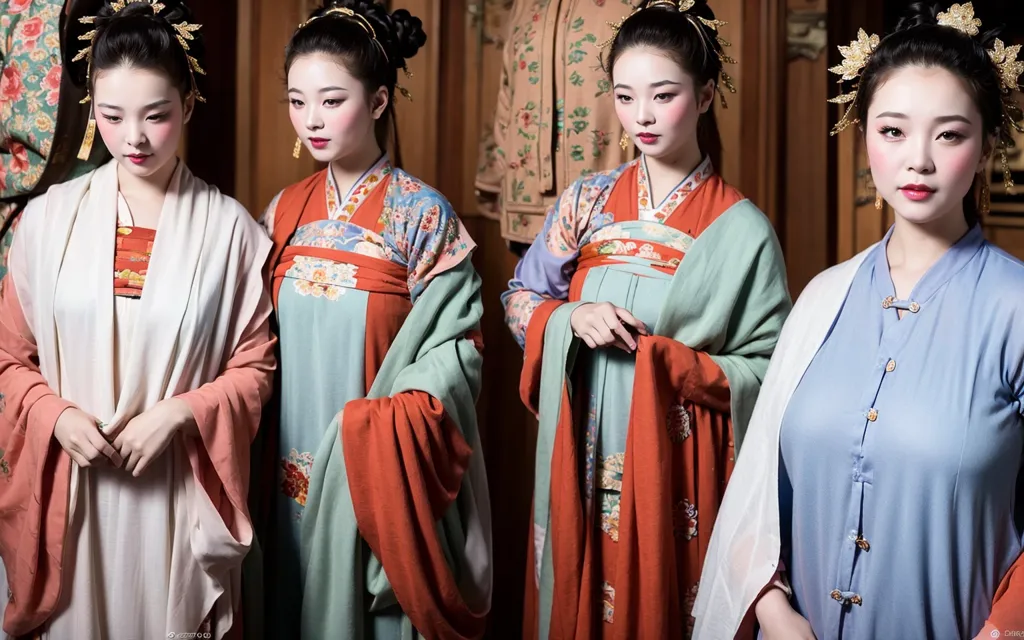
xmin=176 ymin=209 xmax=276 ymax=541
xmin=385 ymin=177 xmax=477 ymax=302
xmin=501 ymin=178 xmax=597 ymax=348
xmin=177 ymin=290 xmax=275 ymax=539
xmin=0 ymin=239 xmax=76 ymax=634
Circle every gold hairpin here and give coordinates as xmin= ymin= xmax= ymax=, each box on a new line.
xmin=297 ymin=6 xmax=390 ymax=64
xmin=73 ymin=0 xmax=206 ymax=160
xmin=599 ymin=0 xmax=737 ymax=107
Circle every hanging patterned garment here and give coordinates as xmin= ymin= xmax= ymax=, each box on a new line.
xmin=505 ymin=156 xmax=791 ymax=639
xmin=1 ymin=0 xmax=100 ymax=279
xmin=475 ymin=0 xmax=637 ymax=246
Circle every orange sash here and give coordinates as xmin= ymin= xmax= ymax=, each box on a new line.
xmin=268 ymin=170 xmax=402 ymax=306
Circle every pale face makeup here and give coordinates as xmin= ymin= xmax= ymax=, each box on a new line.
xmin=611 ymin=47 xmax=714 ymax=163
xmin=287 ymin=53 xmax=388 ymax=164
xmin=865 ymin=65 xmax=990 ymax=227
xmin=93 ymin=66 xmax=191 ymax=180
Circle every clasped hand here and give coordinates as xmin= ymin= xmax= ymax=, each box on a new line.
xmin=53 ymin=399 xmax=196 ymax=477
xmin=569 ymin=302 xmax=648 ymax=352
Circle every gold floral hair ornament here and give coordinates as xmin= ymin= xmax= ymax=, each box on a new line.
xmin=827 ymin=28 xmax=880 ymax=135
xmin=828 ymin=2 xmax=1024 ymax=193
xmin=599 ymin=0 xmax=736 ymax=108
xmin=296 ymin=6 xmax=413 ymax=101
xmin=988 ymin=38 xmax=1024 ymax=191
xmin=936 ymin=3 xmax=982 ymax=36
xmin=74 ymin=0 xmax=205 ymax=104
xmin=73 ymin=0 xmax=206 ymax=160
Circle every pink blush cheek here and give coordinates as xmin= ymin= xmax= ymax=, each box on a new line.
xmin=864 ymin=135 xmax=899 ymax=191
xmin=94 ymin=118 xmax=121 ymax=151
xmin=288 ymin=108 xmax=305 ymax=137
xmin=321 ymin=106 xmax=365 ymax=140
xmin=658 ymin=100 xmax=691 ymax=131
xmin=940 ymin=145 xmax=980 ymax=190
xmin=143 ymin=121 xmax=177 ymax=153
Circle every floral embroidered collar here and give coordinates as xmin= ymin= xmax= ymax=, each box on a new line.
xmin=325 ymin=154 xmax=393 ymax=222
xmin=636 ymin=155 xmax=713 ymax=223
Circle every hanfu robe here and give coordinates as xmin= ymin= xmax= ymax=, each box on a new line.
xmin=503 ymin=155 xmax=791 ymax=639
xmin=259 ymin=155 xmax=492 ymax=639
xmin=0 ymin=159 xmax=275 ymax=639
xmin=695 ymin=227 xmax=1024 ymax=640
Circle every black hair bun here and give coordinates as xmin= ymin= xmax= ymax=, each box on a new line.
xmin=327 ymin=0 xmax=426 ymax=69
xmin=893 ymin=1 xmax=942 ymax=31
xmin=389 ymin=9 xmax=427 ymax=62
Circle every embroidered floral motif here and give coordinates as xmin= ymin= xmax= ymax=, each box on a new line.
xmin=0 ymin=393 xmax=6 ymax=414
xmin=395 ymin=172 xmax=423 ymax=195
xmin=600 ymin=492 xmax=621 ymax=542
xmin=325 ymin=156 xmax=392 ymax=222
xmin=598 ymin=454 xmax=625 ymax=541
xmin=280 ymin=449 xmax=314 ymax=508
xmin=419 ymin=204 xmax=441 ymax=233
xmin=1 ymin=3 xmax=73 ymax=199
xmin=597 ymin=452 xmax=624 ymax=491
xmin=602 ymin=581 xmax=616 ymax=623
xmin=287 ymin=256 xmax=358 ymax=301
xmin=667 ymin=403 xmax=692 ymax=444
xmin=673 ymin=499 xmax=698 ymax=541
xmin=637 ymin=156 xmax=713 ymax=223
xmin=0 ymin=448 xmax=9 ymax=479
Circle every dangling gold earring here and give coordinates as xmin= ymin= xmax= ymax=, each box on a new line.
xmin=979 ymin=171 xmax=991 ymax=216
xmin=77 ymin=110 xmax=96 ymax=162
xmin=620 ymin=131 xmax=631 ymax=151
xmin=874 ymin=191 xmax=883 ymax=210
xmin=293 ymin=137 xmax=302 ymax=160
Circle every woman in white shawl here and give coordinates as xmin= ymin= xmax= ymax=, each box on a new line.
xmin=0 ymin=1 xmax=274 ymax=638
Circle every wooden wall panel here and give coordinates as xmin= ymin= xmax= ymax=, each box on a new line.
xmin=235 ymin=0 xmax=320 ymax=215
xmin=782 ymin=0 xmax=830 ymax=294
xmin=833 ymin=0 xmax=886 ymax=262
xmin=713 ymin=0 xmax=742 ymax=187
xmin=187 ymin=1 xmax=238 ymax=194
xmin=737 ymin=0 xmax=785 ymax=227
xmin=390 ymin=0 xmax=441 ymax=183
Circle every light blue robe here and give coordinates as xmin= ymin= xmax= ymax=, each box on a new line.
xmin=778 ymin=225 xmax=1024 ymax=639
